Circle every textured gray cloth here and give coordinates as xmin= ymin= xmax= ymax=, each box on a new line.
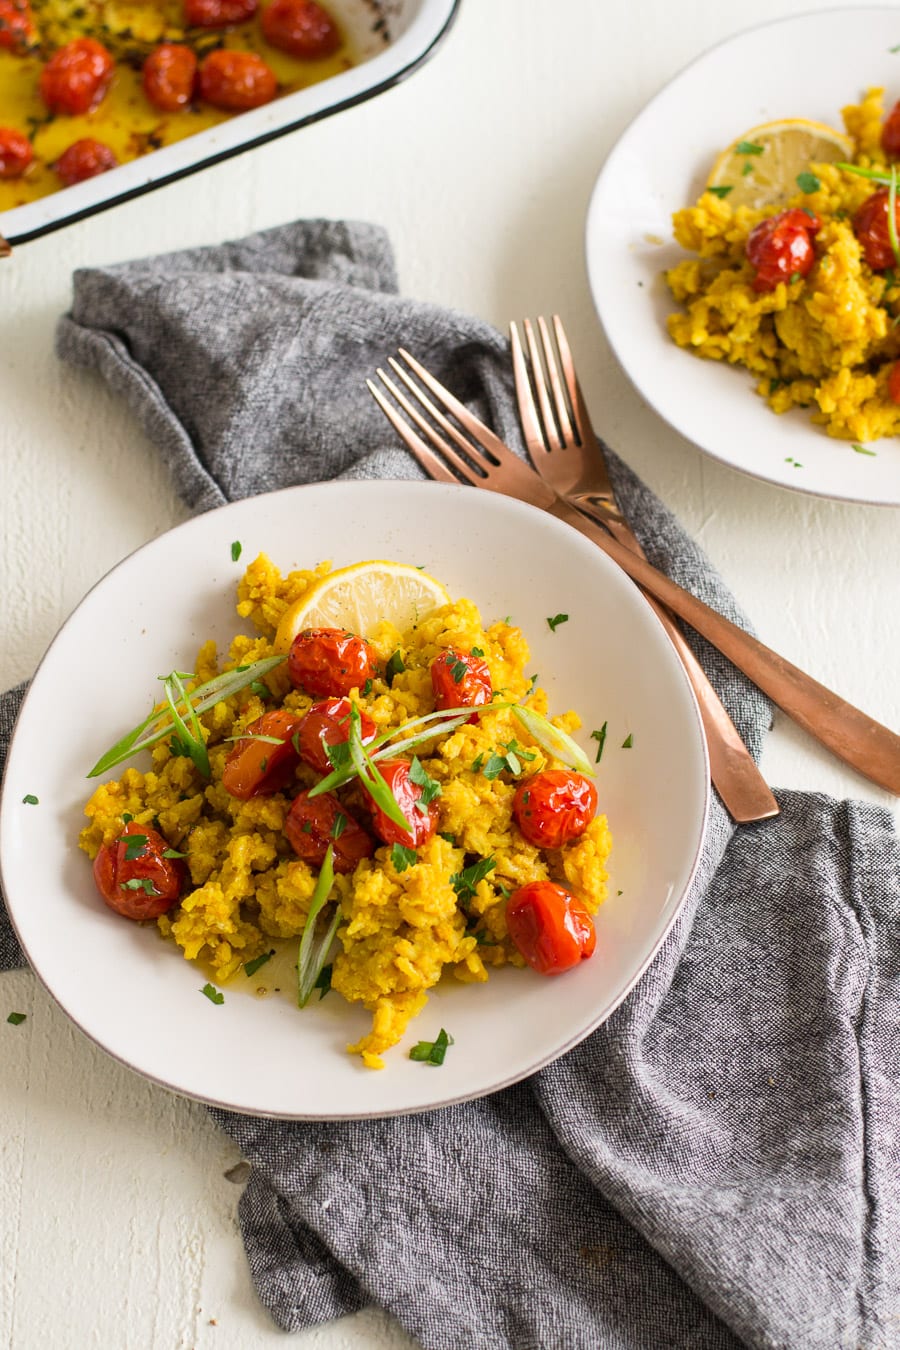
xmin=0 ymin=219 xmax=897 ymax=1349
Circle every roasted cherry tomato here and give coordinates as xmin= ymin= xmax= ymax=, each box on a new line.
xmin=93 ymin=821 xmax=186 ymax=921
xmin=888 ymin=360 xmax=900 ymax=406
xmin=142 ymin=43 xmax=198 ymax=111
xmin=40 ymin=38 xmax=115 ymax=115
xmin=284 ymin=788 xmax=374 ymax=873
xmin=197 ymin=49 xmax=277 ymax=110
xmin=55 ymin=138 xmax=118 ymax=186
xmin=184 ymin=0 xmax=256 ymax=25
xmin=505 ymin=881 xmax=596 ymax=975
xmin=222 ymin=707 xmax=303 ymax=799
xmin=853 ymin=189 xmax=900 ymax=271
xmin=430 ymin=647 xmax=492 ymax=722
xmin=287 ymin=627 xmax=380 ymax=698
xmin=0 ymin=0 xmax=34 ymax=51
xmin=294 ymin=696 xmax=376 ymax=774
xmin=745 ymin=208 xmax=821 ymax=292
xmin=0 ymin=126 xmax=32 ymax=179
xmin=512 ymin=770 xmax=598 ymax=850
xmin=260 ymin=0 xmax=340 ymax=59
xmin=883 ymin=99 xmax=900 ymax=159
xmin=367 ymin=758 xmax=439 ymax=849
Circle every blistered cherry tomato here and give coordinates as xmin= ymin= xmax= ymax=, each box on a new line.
xmin=260 ymin=0 xmax=339 ymax=59
xmin=853 ymin=189 xmax=900 ymax=271
xmin=197 ymin=49 xmax=277 ymax=110
xmin=221 ymin=708 xmax=303 ymax=799
xmin=0 ymin=126 xmax=32 ymax=178
xmin=512 ymin=770 xmax=598 ymax=850
xmin=93 ymin=821 xmax=186 ymax=921
xmin=55 ymin=138 xmax=118 ymax=186
xmin=143 ymin=44 xmax=198 ymax=111
xmin=506 ymin=881 xmax=596 ymax=975
xmin=888 ymin=360 xmax=900 ymax=406
xmin=0 ymin=0 xmax=34 ymax=51
xmin=367 ymin=758 xmax=439 ymax=849
xmin=184 ymin=0 xmax=256 ymax=25
xmin=287 ymin=627 xmax=379 ymax=698
xmin=430 ymin=648 xmax=492 ymax=722
xmin=284 ymin=788 xmax=375 ymax=873
xmin=294 ymin=696 xmax=376 ymax=774
xmin=40 ymin=38 xmax=115 ymax=115
xmin=745 ymin=208 xmax=821 ymax=292
xmin=883 ymin=100 xmax=900 ymax=158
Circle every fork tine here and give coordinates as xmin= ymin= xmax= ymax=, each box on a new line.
xmin=366 ymin=375 xmax=472 ymax=485
xmin=551 ymin=314 xmax=592 ymax=447
xmin=387 ymin=357 xmax=492 ymax=475
xmin=509 ymin=320 xmax=544 ymax=453
xmin=522 ymin=319 xmax=564 ymax=452
xmin=396 ymin=348 xmax=515 ymax=464
xmin=535 ymin=316 xmax=577 ymax=448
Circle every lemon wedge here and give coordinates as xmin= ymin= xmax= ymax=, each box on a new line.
xmin=274 ymin=560 xmax=451 ymax=653
xmin=706 ymin=118 xmax=853 ymax=210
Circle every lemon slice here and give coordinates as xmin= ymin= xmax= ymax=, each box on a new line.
xmin=274 ymin=560 xmax=451 ymax=652
xmin=706 ymin=118 xmax=853 ymax=210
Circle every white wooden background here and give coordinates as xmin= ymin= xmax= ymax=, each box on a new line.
xmin=1 ymin=1 xmax=897 ymax=1346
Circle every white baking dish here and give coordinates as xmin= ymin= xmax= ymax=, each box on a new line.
xmin=0 ymin=0 xmax=459 ymax=247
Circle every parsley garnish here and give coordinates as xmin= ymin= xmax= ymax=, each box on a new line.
xmin=385 ymin=650 xmax=406 ymax=686
xmin=244 ymin=950 xmax=275 ymax=976
xmin=707 ymin=184 xmax=733 ymax=198
xmin=525 ymin=673 xmax=539 ymax=696
xmin=447 ymin=655 xmax=469 ymax=682
xmin=853 ymin=443 xmax=877 ymax=456
xmin=122 ymin=877 xmax=159 ymax=895
xmin=163 ymin=847 xmax=187 ymax=858
xmin=6 ymin=1012 xmax=26 ymax=1025
xmin=735 ymin=140 xmax=764 ymax=156
xmin=546 ymin=613 xmax=569 ymax=632
xmin=363 ymin=678 xmax=373 ymax=696
xmin=201 ymin=983 xmax=224 ymax=1005
xmin=118 ymin=832 xmax=148 ymax=861
xmin=439 ymin=831 xmax=456 ymax=845
xmin=451 ymin=857 xmax=496 ymax=904
xmin=331 ymin=812 xmax=348 ymax=839
xmin=622 ymin=733 xmax=634 ymax=749
xmin=591 ymin=722 xmax=608 ymax=763
xmin=409 ymin=757 xmax=441 ymax=811
xmin=409 ymin=1028 xmax=453 ymax=1065
xmin=231 ymin=541 xmax=242 ymax=561
xmin=481 ymin=739 xmax=536 ymax=780
xmin=392 ymin=843 xmax=418 ymax=872
xmin=249 ymin=680 xmax=271 ymax=698
xmin=325 ymin=740 xmax=352 ymax=772
xmin=314 ymin=964 xmax=333 ymax=999
xmin=21 ymin=794 xmax=38 ymax=805
xmin=796 ymin=172 xmax=820 ymax=194
xmin=471 ymin=753 xmax=484 ymax=772
xmin=471 ymin=647 xmax=485 ymax=658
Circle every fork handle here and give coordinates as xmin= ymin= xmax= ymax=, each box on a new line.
xmin=550 ymin=498 xmax=900 ymax=795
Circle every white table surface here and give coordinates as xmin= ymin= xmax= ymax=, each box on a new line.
xmin=1 ymin=1 xmax=898 ymax=1346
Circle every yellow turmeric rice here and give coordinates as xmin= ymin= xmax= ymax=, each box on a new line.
xmin=665 ymin=87 xmax=900 ymax=441
xmin=79 ymin=556 xmax=612 ymax=1069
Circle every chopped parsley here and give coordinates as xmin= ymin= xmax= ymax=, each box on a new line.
xmin=201 ymin=983 xmax=224 ymax=1005
xmin=409 ymin=757 xmax=441 ymax=811
xmin=363 ymin=678 xmax=373 ymax=696
xmin=446 ymin=654 xmax=469 ymax=683
xmin=392 ymin=843 xmax=418 ymax=872
xmin=6 ymin=1012 xmax=26 ymax=1025
xmin=331 ymin=812 xmax=348 ymax=840
xmin=471 ymin=647 xmax=485 ymax=658
xmin=591 ymin=722 xmax=608 ymax=763
xmin=325 ymin=740 xmax=352 ymax=772
xmin=244 ymin=950 xmax=275 ymax=977
xmin=21 ymin=794 xmax=38 ymax=805
xmin=622 ymin=733 xmax=634 ymax=749
xmin=853 ymin=443 xmax=877 ymax=456
xmin=162 ymin=847 xmax=187 ymax=859
xmin=796 ymin=171 xmax=820 ymax=194
xmin=451 ymin=857 xmax=496 ymax=904
xmin=231 ymin=541 xmax=242 ymax=562
xmin=439 ymin=832 xmax=457 ymax=845
xmin=409 ymin=1027 xmax=453 ymax=1065
xmin=481 ymin=739 xmax=536 ymax=780
xmin=736 ymin=140 xmax=764 ymax=156
xmin=122 ymin=877 xmax=159 ymax=895
xmin=707 ymin=184 xmax=733 ymax=198
xmin=118 ymin=832 xmax=148 ymax=861
xmin=249 ymin=680 xmax=271 ymax=698
xmin=546 ymin=613 xmax=569 ymax=632
xmin=314 ymin=964 xmax=333 ymax=999
xmin=471 ymin=753 xmax=484 ymax=772
xmin=385 ymin=650 xmax=406 ymax=686
xmin=525 ymin=673 xmax=539 ymax=696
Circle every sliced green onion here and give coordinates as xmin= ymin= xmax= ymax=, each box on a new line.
xmin=835 ymin=161 xmax=893 ymax=185
xmin=346 ymin=706 xmax=409 ymax=832
xmin=88 ymin=655 xmax=286 ymax=777
xmin=510 ymin=705 xmax=594 ymax=775
xmin=297 ymin=845 xmax=340 ymax=1007
xmin=409 ymin=1028 xmax=453 ymax=1065
xmin=164 ymin=672 xmax=210 ymax=779
xmin=888 ymin=165 xmax=900 ymax=270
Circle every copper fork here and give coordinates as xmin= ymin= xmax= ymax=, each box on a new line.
xmin=510 ymin=316 xmax=779 ymax=824
xmin=366 ymin=350 xmax=900 ymax=796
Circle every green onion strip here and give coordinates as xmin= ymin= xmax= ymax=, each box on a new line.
xmin=889 ymin=165 xmax=900 ymax=271
xmin=297 ymin=844 xmax=340 ymax=1007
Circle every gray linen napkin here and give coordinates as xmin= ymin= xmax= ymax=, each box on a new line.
xmin=1 ymin=219 xmax=897 ymax=1349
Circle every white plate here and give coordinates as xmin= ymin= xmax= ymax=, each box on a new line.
xmin=586 ymin=7 xmax=900 ymax=506
xmin=1 ymin=0 xmax=459 ymax=248
xmin=0 ymin=482 xmax=708 ymax=1118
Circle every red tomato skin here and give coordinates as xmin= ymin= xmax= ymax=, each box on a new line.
xmin=93 ymin=821 xmax=185 ymax=921
xmin=853 ymin=189 xmax=900 ymax=270
xmin=367 ymin=758 xmax=439 ymax=849
xmin=55 ymin=138 xmax=118 ymax=186
xmin=287 ymin=627 xmax=380 ymax=698
xmin=745 ymin=208 xmax=821 ymax=292
xmin=506 ymin=881 xmax=596 ymax=975
xmin=0 ymin=0 xmax=34 ymax=51
xmin=295 ymin=696 xmax=376 ymax=774
xmin=184 ymin=0 xmax=256 ymax=25
xmin=40 ymin=38 xmax=115 ymax=115
xmin=142 ymin=44 xmax=197 ymax=110
xmin=512 ymin=770 xmax=598 ymax=850
xmin=883 ymin=100 xmax=900 ymax=158
xmin=260 ymin=0 xmax=340 ymax=59
xmin=888 ymin=361 xmax=900 ymax=406
xmin=430 ymin=648 xmax=492 ymax=723
xmin=221 ymin=708 xmax=303 ymax=799
xmin=197 ymin=49 xmax=277 ymax=110
xmin=284 ymin=789 xmax=374 ymax=873
xmin=0 ymin=126 xmax=32 ymax=178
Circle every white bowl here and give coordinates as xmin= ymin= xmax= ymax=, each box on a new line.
xmin=0 ymin=481 xmax=709 ymax=1117
xmin=1 ymin=0 xmax=459 ymax=248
